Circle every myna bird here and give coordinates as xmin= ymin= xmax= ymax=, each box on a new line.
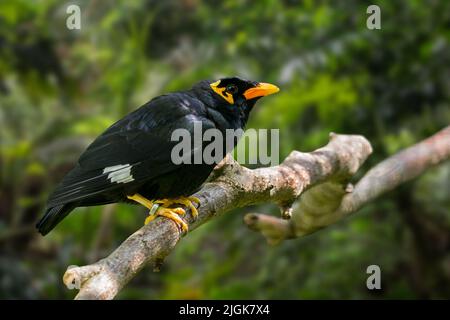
xmin=36 ymin=77 xmax=279 ymax=235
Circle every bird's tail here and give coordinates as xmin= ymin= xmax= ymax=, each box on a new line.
xmin=36 ymin=203 xmax=76 ymax=235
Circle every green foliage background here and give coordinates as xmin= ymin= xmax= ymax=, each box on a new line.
xmin=0 ymin=0 xmax=449 ymax=299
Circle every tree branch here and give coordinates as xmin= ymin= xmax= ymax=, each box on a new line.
xmin=246 ymin=126 xmax=450 ymax=244
xmin=63 ymin=133 xmax=372 ymax=299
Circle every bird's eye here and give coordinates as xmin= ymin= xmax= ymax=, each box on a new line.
xmin=226 ymin=84 xmax=238 ymax=95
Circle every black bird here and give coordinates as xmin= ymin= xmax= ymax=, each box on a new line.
xmin=36 ymin=77 xmax=279 ymax=235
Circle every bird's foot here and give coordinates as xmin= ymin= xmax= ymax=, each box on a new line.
xmin=127 ymin=194 xmax=200 ymax=234
xmin=144 ymin=205 xmax=187 ymax=233
xmin=155 ymin=196 xmax=200 ymax=220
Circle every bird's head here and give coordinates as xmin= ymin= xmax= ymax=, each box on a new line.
xmin=193 ymin=76 xmax=279 ymax=127
xmin=209 ymin=76 xmax=279 ymax=107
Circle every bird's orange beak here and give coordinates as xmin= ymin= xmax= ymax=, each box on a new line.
xmin=243 ymin=82 xmax=280 ymax=100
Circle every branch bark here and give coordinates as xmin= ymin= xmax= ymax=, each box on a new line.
xmin=63 ymin=133 xmax=372 ymax=299
xmin=62 ymin=126 xmax=450 ymax=299
xmin=246 ymin=126 xmax=450 ymax=244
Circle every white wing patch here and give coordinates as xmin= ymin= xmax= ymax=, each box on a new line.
xmin=103 ymin=164 xmax=134 ymax=184
xmin=180 ymin=99 xmax=191 ymax=108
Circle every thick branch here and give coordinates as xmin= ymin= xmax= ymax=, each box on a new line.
xmin=63 ymin=133 xmax=372 ymax=299
xmin=246 ymin=126 xmax=450 ymax=244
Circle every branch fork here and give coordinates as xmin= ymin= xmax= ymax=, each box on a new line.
xmin=62 ymin=126 xmax=450 ymax=299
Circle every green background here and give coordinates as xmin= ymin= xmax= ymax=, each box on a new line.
xmin=1 ymin=0 xmax=449 ymax=299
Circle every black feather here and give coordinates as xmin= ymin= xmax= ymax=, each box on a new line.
xmin=37 ymin=77 xmax=266 ymax=235
xmin=36 ymin=203 xmax=77 ymax=235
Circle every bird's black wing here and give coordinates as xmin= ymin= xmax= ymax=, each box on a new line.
xmin=47 ymin=93 xmax=213 ymax=207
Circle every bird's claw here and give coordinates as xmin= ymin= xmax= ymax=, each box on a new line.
xmin=177 ymin=196 xmax=200 ymax=220
xmin=128 ymin=193 xmax=200 ymax=234
xmin=156 ymin=207 xmax=188 ymax=233
xmin=144 ymin=202 xmax=187 ymax=233
xmin=144 ymin=214 xmax=156 ymax=225
xmin=155 ymin=196 xmax=200 ymax=221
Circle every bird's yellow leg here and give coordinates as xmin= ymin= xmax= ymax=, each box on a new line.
xmin=127 ymin=193 xmax=155 ymax=210
xmin=127 ymin=193 xmax=188 ymax=232
xmin=155 ymin=196 xmax=200 ymax=220
xmin=127 ymin=194 xmax=157 ymax=225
